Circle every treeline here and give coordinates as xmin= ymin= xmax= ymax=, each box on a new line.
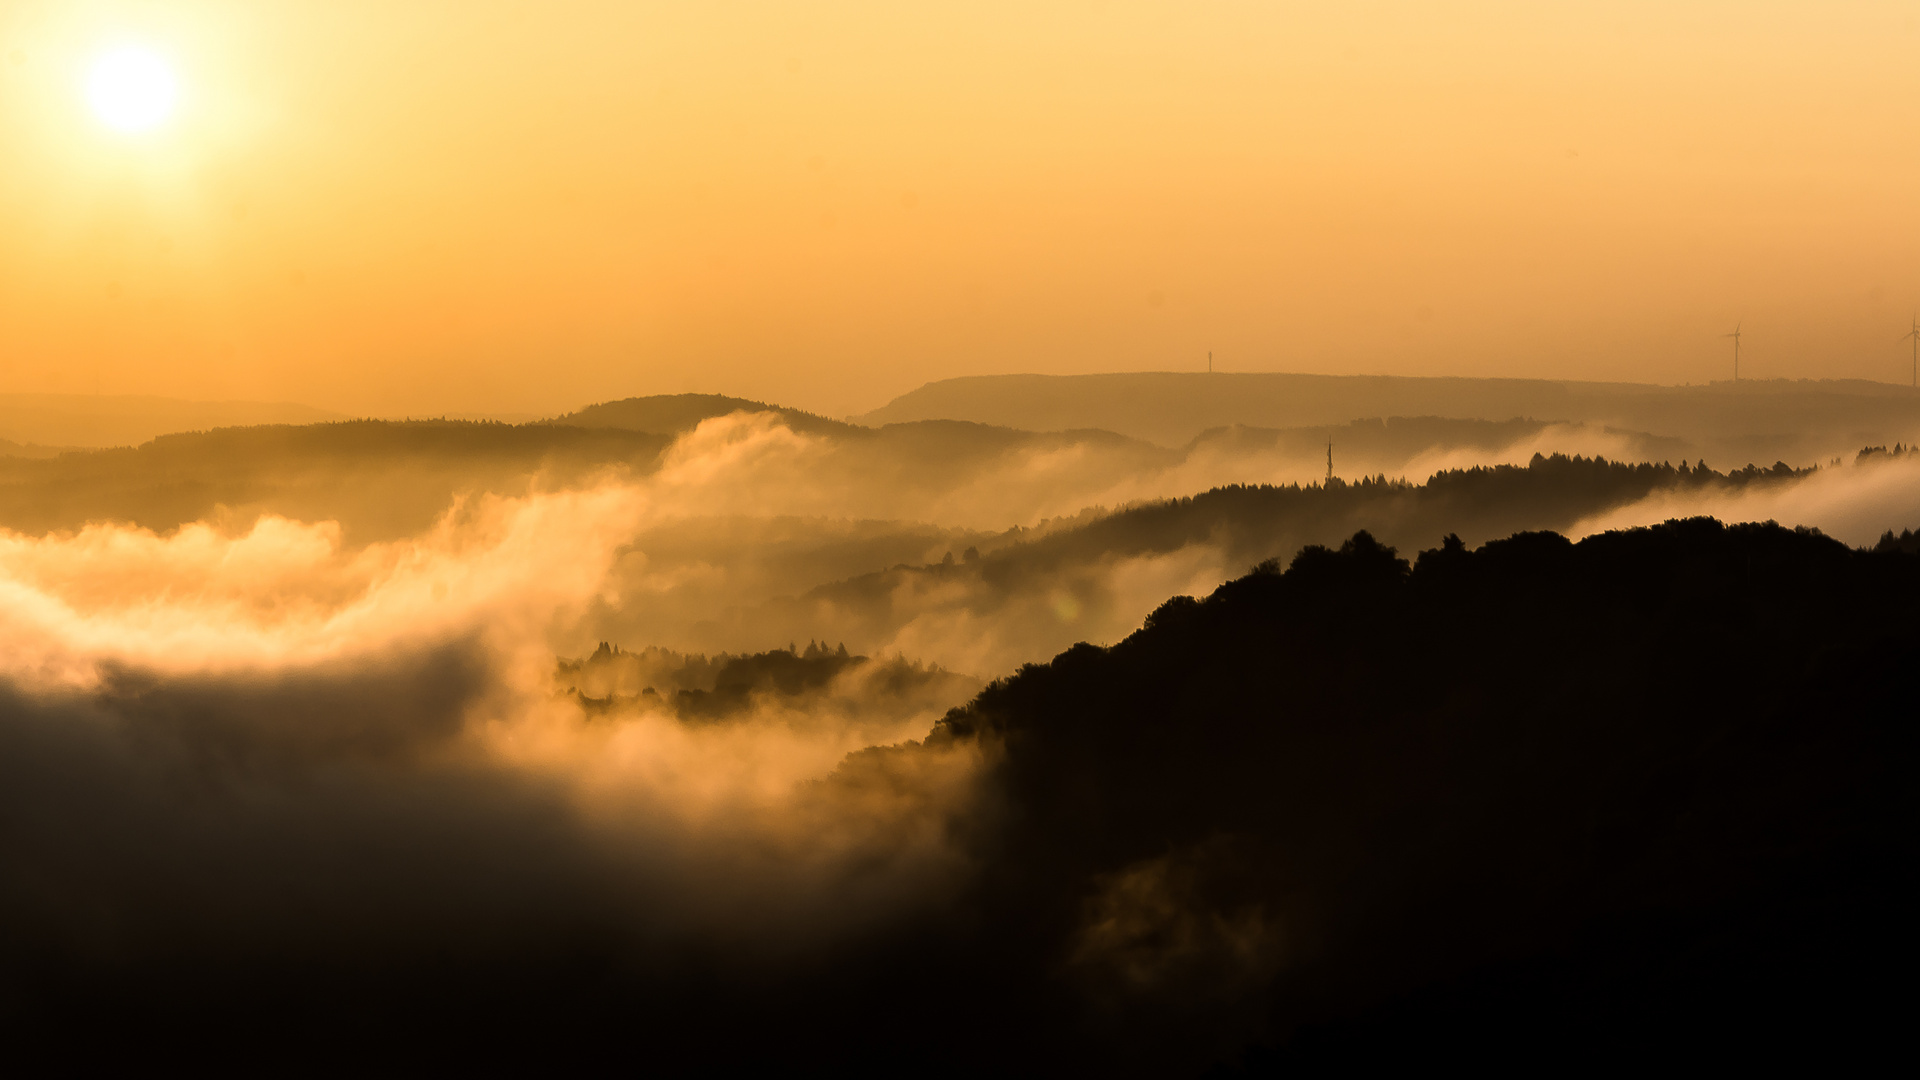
xmin=1875 ymin=526 xmax=1920 ymax=554
xmin=556 ymin=640 xmax=745 ymax=700
xmin=1183 ymin=414 xmax=1686 ymax=469
xmin=556 ymin=639 xmax=973 ymax=722
xmin=1857 ymin=441 xmax=1916 ymax=462
xmin=740 ymin=452 xmax=1819 ymax=657
xmin=954 ymin=451 xmax=1806 ymax=582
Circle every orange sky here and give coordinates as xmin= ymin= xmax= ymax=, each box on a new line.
xmin=1 ymin=1 xmax=1916 ymax=418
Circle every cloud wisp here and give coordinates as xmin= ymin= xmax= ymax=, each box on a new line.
xmin=0 ymin=450 xmax=991 ymax=1003
xmin=1569 ymin=452 xmax=1920 ymax=546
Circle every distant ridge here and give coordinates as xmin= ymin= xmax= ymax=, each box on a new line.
xmin=0 ymin=393 xmax=344 ymax=449
xmin=856 ymin=372 xmax=1920 ymax=449
xmin=545 ymin=393 xmax=863 ymax=437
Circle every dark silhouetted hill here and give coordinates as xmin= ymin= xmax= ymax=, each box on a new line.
xmin=0 ymin=392 xmax=344 ymax=448
xmin=0 ymin=393 xmax=1749 ymax=551
xmin=0 ymin=419 xmax=671 ymax=540
xmin=858 ymin=371 xmax=1920 ymax=460
xmin=1185 ymin=414 xmax=1688 ymax=470
xmin=705 ymin=453 xmax=1815 ymax=665
xmin=0 ymin=436 xmax=78 ymax=460
xmin=0 ymin=407 xmax=1181 ymax=539
xmin=546 ymin=392 xmax=862 ymax=438
xmin=909 ymin=517 xmax=1912 ymax=1071
xmin=548 ymin=394 xmax=1179 ymax=491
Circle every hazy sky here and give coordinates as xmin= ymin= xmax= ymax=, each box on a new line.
xmin=1 ymin=1 xmax=1916 ymax=417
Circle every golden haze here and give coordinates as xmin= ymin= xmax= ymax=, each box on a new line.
xmin=0 ymin=1 xmax=1915 ymax=417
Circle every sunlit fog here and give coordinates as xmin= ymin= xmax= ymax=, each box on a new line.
xmin=0 ymin=3 xmax=1913 ymax=1074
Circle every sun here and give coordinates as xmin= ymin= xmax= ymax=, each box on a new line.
xmin=86 ymin=45 xmax=178 ymax=134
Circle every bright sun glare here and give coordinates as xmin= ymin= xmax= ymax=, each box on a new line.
xmin=86 ymin=45 xmax=178 ymax=133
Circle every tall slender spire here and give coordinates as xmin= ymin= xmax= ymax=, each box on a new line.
xmin=1902 ymin=314 xmax=1919 ymax=389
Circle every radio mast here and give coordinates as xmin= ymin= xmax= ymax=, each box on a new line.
xmin=1901 ymin=315 xmax=1918 ymax=388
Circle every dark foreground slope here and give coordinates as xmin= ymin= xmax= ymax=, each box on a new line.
xmin=932 ymin=518 xmax=1914 ymax=1071
xmin=2 ymin=521 xmax=1909 ymax=1073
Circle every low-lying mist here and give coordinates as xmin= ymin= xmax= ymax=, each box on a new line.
xmin=0 ymin=400 xmax=1912 ymax=1070
xmin=6 ymin=407 xmax=1906 ymax=730
xmin=0 ymin=474 xmax=987 ymax=996
xmin=8 ymin=407 xmax=1909 ymax=735
xmin=1571 ymin=445 xmax=1920 ymax=545
xmin=580 ymin=419 xmax=1883 ymax=676
xmin=3 ymin=506 xmax=1905 ymax=1071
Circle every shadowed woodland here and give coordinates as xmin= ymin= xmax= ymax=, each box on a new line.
xmin=7 ymin=517 xmax=1909 ymax=1072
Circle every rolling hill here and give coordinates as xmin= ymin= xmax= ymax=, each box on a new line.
xmin=857 ymin=372 xmax=1920 ymax=462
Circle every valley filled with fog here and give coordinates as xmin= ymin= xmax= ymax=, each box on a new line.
xmin=1 ymin=377 xmax=1914 ymax=1070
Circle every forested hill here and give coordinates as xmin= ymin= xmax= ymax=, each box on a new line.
xmin=544 ymin=392 xmax=862 ymax=437
xmin=1022 ymin=451 xmax=1806 ymax=570
xmin=0 ymin=407 xmax=1174 ymax=539
xmin=908 ymin=518 xmax=1914 ymax=1071
xmin=725 ymin=453 xmax=1817 ymax=662
xmin=0 ymin=420 xmax=672 ymax=539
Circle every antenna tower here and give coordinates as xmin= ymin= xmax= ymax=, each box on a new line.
xmin=1902 ymin=315 xmax=1919 ymax=389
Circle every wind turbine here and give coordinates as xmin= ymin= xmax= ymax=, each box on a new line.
xmin=1903 ymin=314 xmax=1918 ymax=389
xmin=1724 ymin=322 xmax=1742 ymax=381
